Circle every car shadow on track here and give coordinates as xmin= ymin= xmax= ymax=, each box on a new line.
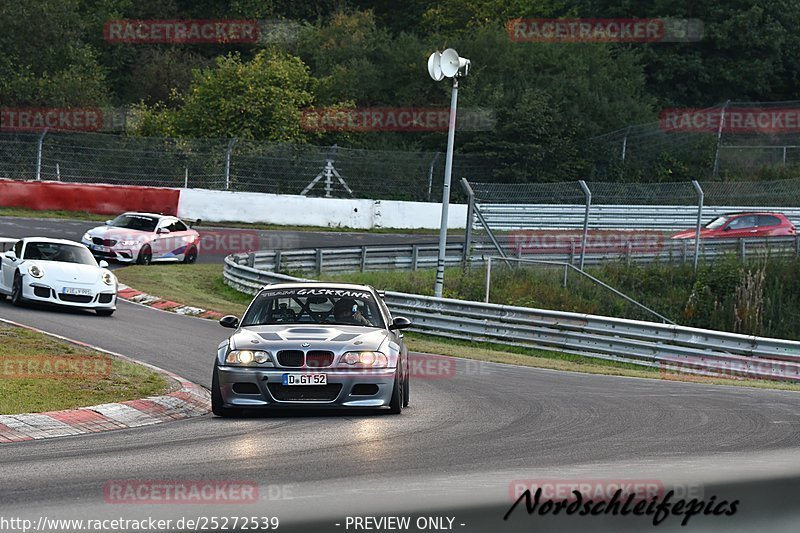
xmin=216 ymin=408 xmax=404 ymax=419
xmin=1 ymin=299 xmax=107 ymax=318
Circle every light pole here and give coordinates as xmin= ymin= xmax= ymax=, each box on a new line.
xmin=428 ymin=48 xmax=470 ymax=298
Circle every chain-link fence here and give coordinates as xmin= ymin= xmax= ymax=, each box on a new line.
xmin=577 ymin=100 xmax=800 ymax=181
xmin=0 ymin=130 xmax=496 ymax=202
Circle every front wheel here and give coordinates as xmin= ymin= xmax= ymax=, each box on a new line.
xmin=10 ymin=273 xmax=24 ymax=306
xmin=403 ymin=363 xmax=410 ymax=408
xmin=388 ymin=369 xmax=403 ymax=414
xmin=137 ymin=245 xmax=152 ymax=265
xmin=211 ymin=365 xmax=239 ymax=417
xmin=183 ymin=245 xmax=198 ymax=264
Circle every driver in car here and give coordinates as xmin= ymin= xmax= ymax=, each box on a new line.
xmin=333 ymin=298 xmax=371 ymax=326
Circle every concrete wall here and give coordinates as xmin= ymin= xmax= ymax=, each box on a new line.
xmin=178 ymin=188 xmax=468 ymax=230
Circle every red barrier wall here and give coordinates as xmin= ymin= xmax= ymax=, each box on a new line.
xmin=0 ymin=179 xmax=180 ymax=215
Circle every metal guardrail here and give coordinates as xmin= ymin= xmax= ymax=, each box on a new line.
xmin=223 ymin=248 xmax=800 ymax=382
xmin=478 ymin=203 xmax=800 ymax=230
xmin=225 ymin=236 xmax=800 ymax=276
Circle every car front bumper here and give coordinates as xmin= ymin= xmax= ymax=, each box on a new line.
xmin=216 ymin=366 xmax=398 ymax=409
xmin=82 ymin=239 xmax=140 ymax=263
xmin=22 ymin=278 xmax=116 ymax=310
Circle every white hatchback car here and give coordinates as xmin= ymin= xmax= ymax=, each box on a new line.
xmin=82 ymin=212 xmax=201 ymax=265
xmin=0 ymin=238 xmax=117 ymax=316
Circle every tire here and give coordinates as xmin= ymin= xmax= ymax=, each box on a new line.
xmin=402 ymin=359 xmax=410 ymax=408
xmin=136 ymin=245 xmax=152 ymax=266
xmin=96 ymin=309 xmax=114 ymax=317
xmin=211 ymin=365 xmax=239 ymax=417
xmin=388 ymin=368 xmax=403 ymax=414
xmin=10 ymin=272 xmax=24 ymax=307
xmin=183 ymin=245 xmax=198 ymax=264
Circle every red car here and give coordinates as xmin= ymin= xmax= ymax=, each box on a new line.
xmin=671 ymin=212 xmax=796 ymax=239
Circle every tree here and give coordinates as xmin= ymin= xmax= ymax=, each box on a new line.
xmin=133 ymin=49 xmax=317 ymax=141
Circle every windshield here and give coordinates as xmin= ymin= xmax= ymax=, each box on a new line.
xmin=23 ymin=242 xmax=97 ymax=265
xmin=705 ymin=216 xmax=729 ymax=230
xmin=241 ymin=288 xmax=385 ymax=328
xmin=108 ymin=214 xmax=158 ymax=232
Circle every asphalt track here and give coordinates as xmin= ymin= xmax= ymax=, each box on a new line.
xmin=2 ymin=216 xmax=800 ymax=532
xmin=0 ymin=216 xmax=455 ymax=264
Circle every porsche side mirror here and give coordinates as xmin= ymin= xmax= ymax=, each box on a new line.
xmin=3 ymin=250 xmax=16 ymax=261
xmin=105 ymin=220 xmax=112 ymax=225
xmin=98 ymin=260 xmax=109 ymax=268
xmin=389 ymin=316 xmax=412 ymax=330
xmin=219 ymin=315 xmax=240 ymax=329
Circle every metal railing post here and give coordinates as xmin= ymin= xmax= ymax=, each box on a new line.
xmin=712 ymin=100 xmax=730 ymax=178
xmin=225 ymin=138 xmax=237 ymax=190
xmin=691 ymin=180 xmax=704 ymax=271
xmin=461 ymin=178 xmax=475 ymax=265
xmin=578 ymin=180 xmax=592 ymax=271
xmin=35 ymin=129 xmax=48 ymax=180
xmin=484 ymin=256 xmax=492 ymax=303
xmin=427 ymin=152 xmax=440 ymax=202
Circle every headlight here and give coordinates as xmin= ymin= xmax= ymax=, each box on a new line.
xmin=102 ymin=271 xmax=115 ymax=285
xmin=82 ymin=232 xmax=91 ymax=242
xmin=118 ymin=240 xmax=139 ymax=247
xmin=28 ymin=264 xmax=44 ymax=278
xmin=225 ymin=350 xmax=272 ymax=366
xmin=339 ymin=351 xmax=388 ymax=367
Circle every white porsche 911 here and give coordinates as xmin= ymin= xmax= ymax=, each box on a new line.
xmin=0 ymin=238 xmax=117 ymax=316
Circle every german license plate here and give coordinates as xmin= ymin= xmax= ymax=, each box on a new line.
xmin=282 ymin=373 xmax=327 ymax=386
xmin=63 ymin=287 xmax=92 ymax=296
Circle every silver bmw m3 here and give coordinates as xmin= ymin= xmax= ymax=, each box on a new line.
xmin=212 ymin=282 xmax=412 ymax=416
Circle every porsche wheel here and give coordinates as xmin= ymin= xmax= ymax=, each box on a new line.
xmin=11 ymin=272 xmax=24 ymax=307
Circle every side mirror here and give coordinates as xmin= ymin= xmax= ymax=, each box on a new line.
xmin=157 ymin=228 xmax=170 ymax=235
xmin=105 ymin=220 xmax=112 ymax=225
xmin=219 ymin=315 xmax=240 ymax=329
xmin=4 ymin=250 xmax=16 ymax=261
xmin=388 ymin=316 xmax=412 ymax=330
xmin=723 ymin=225 xmax=731 ymax=231
xmin=98 ymin=260 xmax=109 ymax=268
xmin=190 ymin=218 xmax=202 ymax=228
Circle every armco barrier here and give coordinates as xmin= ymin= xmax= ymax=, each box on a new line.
xmin=223 ymin=248 xmax=800 ymax=382
xmin=224 ymin=237 xmax=800 ymax=274
xmin=479 ymin=203 xmax=800 ymax=230
xmin=0 ymin=179 xmax=180 ymax=216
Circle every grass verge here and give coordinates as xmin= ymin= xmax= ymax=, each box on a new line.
xmin=0 ymin=322 xmax=171 ymax=415
xmin=116 ymin=264 xmax=251 ymax=317
xmin=115 ymin=264 xmax=800 ymax=392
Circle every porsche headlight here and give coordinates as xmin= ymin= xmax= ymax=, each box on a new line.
xmin=82 ymin=232 xmax=91 ymax=242
xmin=339 ymin=351 xmax=388 ymax=367
xmin=225 ymin=350 xmax=272 ymax=366
xmin=28 ymin=264 xmax=44 ymax=278
xmin=102 ymin=271 xmax=115 ymax=285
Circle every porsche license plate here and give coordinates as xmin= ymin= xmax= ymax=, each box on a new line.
xmin=63 ymin=287 xmax=92 ymax=296
xmin=282 ymin=373 xmax=327 ymax=386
